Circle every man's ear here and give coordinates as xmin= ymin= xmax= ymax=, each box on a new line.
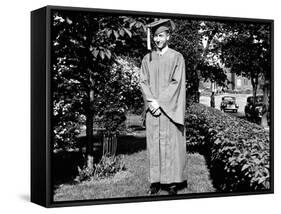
xmin=166 ymin=33 xmax=170 ymax=41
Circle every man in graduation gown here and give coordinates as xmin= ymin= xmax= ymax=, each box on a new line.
xmin=139 ymin=19 xmax=186 ymax=195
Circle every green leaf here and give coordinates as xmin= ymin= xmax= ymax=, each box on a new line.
xmin=129 ymin=21 xmax=136 ymax=28
xmin=113 ymin=30 xmax=119 ymax=39
xmin=241 ymin=164 xmax=250 ymax=171
xmin=104 ymin=49 xmax=112 ymax=59
xmin=135 ymin=21 xmax=141 ymax=28
xmin=66 ymin=17 xmax=72 ymax=24
xmin=107 ymin=29 xmax=112 ymax=38
xmin=119 ymin=29 xmax=124 ymax=37
xmin=258 ymin=177 xmax=266 ymax=184
xmin=93 ymin=49 xmax=99 ymax=58
xmin=99 ymin=50 xmax=105 ymax=60
xmin=141 ymin=23 xmax=146 ymax=32
xmin=123 ymin=28 xmax=132 ymax=38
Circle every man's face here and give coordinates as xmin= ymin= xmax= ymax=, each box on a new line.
xmin=153 ymin=31 xmax=169 ymax=50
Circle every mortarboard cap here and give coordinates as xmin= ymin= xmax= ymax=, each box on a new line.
xmin=146 ymin=19 xmax=176 ymax=50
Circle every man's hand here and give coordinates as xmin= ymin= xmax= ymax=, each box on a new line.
xmin=152 ymin=108 xmax=161 ymax=116
xmin=148 ymin=99 xmax=161 ymax=117
xmin=149 ymin=99 xmax=160 ymax=110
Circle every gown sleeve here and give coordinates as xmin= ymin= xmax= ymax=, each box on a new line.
xmin=139 ymin=58 xmax=155 ymax=108
xmin=158 ymin=54 xmax=186 ymax=126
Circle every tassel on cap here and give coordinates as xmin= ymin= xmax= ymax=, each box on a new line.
xmin=147 ymin=27 xmax=151 ymax=50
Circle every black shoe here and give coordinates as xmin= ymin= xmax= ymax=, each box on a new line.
xmin=168 ymin=185 xmax=177 ymax=195
xmin=147 ymin=183 xmax=161 ymax=195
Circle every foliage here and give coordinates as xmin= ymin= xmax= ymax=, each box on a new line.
xmin=53 ymin=119 xmax=81 ymax=150
xmin=75 ymin=163 xmax=95 ymax=183
xmin=185 ymin=103 xmax=270 ymax=191
xmin=93 ymin=56 xmax=143 ymax=134
xmin=94 ymin=154 xmax=126 ymax=179
xmin=185 ymin=113 xmax=216 ymax=151
xmin=219 ymin=23 xmax=271 ymax=80
xmin=75 ymin=154 xmax=126 ymax=182
xmin=187 ymin=21 xmax=271 ymax=108
xmin=169 ymin=20 xmax=227 ymax=99
xmin=169 ymin=19 xmax=202 ymax=98
xmin=196 ymin=21 xmax=229 ymax=86
xmin=52 ymin=56 xmax=84 ymax=150
xmin=52 ymin=11 xmax=148 ymax=152
xmin=214 ymin=22 xmax=271 ymax=105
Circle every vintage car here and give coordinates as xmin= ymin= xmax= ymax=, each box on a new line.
xmin=220 ymin=96 xmax=239 ymax=112
xmin=244 ymin=95 xmax=269 ymax=124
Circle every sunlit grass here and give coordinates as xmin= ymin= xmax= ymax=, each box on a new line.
xmin=54 ymin=151 xmax=215 ymax=201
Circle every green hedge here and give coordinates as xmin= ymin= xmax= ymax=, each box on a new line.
xmin=185 ymin=103 xmax=270 ymax=192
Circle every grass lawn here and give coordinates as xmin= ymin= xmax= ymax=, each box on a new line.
xmin=54 ymin=150 xmax=215 ymax=201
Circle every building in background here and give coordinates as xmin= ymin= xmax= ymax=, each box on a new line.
xmin=226 ymin=70 xmax=252 ymax=91
xmin=200 ymin=68 xmax=265 ymax=94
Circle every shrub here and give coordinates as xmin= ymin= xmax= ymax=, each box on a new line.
xmin=185 ymin=103 xmax=270 ymax=192
xmin=75 ymin=154 xmax=126 ymax=182
xmin=93 ymin=154 xmax=126 ymax=179
xmin=75 ymin=165 xmax=95 ymax=183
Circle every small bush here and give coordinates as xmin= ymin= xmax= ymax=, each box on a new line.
xmin=76 ymin=165 xmax=95 ymax=183
xmin=93 ymin=154 xmax=126 ymax=179
xmin=185 ymin=103 xmax=270 ymax=192
xmin=75 ymin=154 xmax=126 ymax=182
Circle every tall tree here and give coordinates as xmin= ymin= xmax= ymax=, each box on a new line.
xmin=218 ymin=23 xmax=271 ymax=126
xmin=169 ymin=19 xmax=202 ymax=102
xmin=170 ymin=20 xmax=226 ymax=102
xmin=52 ymin=11 xmax=148 ymax=168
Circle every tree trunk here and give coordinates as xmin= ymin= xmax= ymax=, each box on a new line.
xmin=192 ymin=29 xmax=217 ymax=103
xmin=251 ymin=77 xmax=258 ymax=106
xmin=261 ymin=80 xmax=270 ymax=127
xmin=85 ymin=110 xmax=94 ymax=169
xmin=210 ymin=92 xmax=215 ymax=108
xmin=85 ymin=88 xmax=95 ymax=169
xmin=194 ymin=70 xmax=200 ymax=103
xmin=251 ymin=76 xmax=261 ymax=124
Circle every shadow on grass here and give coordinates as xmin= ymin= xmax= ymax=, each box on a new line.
xmin=52 ymin=131 xmax=146 ymax=187
xmin=116 ymin=134 xmax=146 ymax=155
xmin=187 ymin=145 xmax=249 ymax=193
xmin=186 ymin=145 xmax=222 ymax=192
xmin=53 ymin=151 xmax=215 ymax=201
xmin=52 ymin=151 xmax=84 ymax=187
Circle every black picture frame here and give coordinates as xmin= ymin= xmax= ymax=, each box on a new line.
xmin=31 ymin=5 xmax=274 ymax=208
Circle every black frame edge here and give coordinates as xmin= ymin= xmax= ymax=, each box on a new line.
xmin=45 ymin=4 xmax=274 ymax=23
xmin=49 ymin=190 xmax=273 ymax=208
xmin=46 ymin=6 xmax=52 ymax=208
xmin=270 ymin=20 xmax=274 ymax=193
xmin=31 ymin=6 xmax=48 ymax=207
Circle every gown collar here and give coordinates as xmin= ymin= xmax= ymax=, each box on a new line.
xmin=156 ymin=45 xmax=169 ymax=56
